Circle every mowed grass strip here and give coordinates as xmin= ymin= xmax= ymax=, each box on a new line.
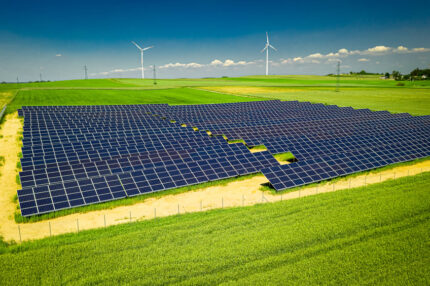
xmin=1 ymin=173 xmax=429 ymax=285
xmin=7 ymin=87 xmax=263 ymax=112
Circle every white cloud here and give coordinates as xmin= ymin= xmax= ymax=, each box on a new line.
xmin=358 ymin=58 xmax=369 ymax=62
xmin=366 ymin=45 xmax=391 ymax=53
xmin=293 ymin=57 xmax=304 ymax=63
xmin=55 ymin=54 xmax=62 ymax=57
xmin=412 ymin=47 xmax=430 ymax=52
xmin=338 ymin=48 xmax=348 ymax=54
xmin=209 ymin=59 xmax=223 ymax=66
xmin=159 ymin=62 xmax=204 ymax=69
xmin=308 ymin=53 xmax=324 ymax=59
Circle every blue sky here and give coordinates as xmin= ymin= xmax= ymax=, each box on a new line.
xmin=1 ymin=0 xmax=429 ymax=81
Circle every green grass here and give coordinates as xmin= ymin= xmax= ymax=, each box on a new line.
xmin=1 ymin=172 xmax=429 ymax=285
xmin=247 ymin=86 xmax=430 ymax=116
xmin=273 ymin=151 xmax=296 ymax=163
xmin=7 ymin=87 xmax=264 ymax=113
xmin=3 ymin=76 xmax=430 ymax=115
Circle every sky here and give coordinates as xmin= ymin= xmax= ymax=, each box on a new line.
xmin=0 ymin=0 xmax=430 ymax=81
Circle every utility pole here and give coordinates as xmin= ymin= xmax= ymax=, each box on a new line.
xmin=39 ymin=73 xmax=42 ymax=82
xmin=84 ymin=65 xmax=88 ymax=80
xmin=153 ymin=65 xmax=157 ymax=85
xmin=336 ymin=61 xmax=340 ymax=92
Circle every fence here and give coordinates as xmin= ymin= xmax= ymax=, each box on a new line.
xmin=10 ymin=166 xmax=430 ymax=243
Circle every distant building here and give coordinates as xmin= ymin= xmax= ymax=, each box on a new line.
xmin=422 ymin=75 xmax=427 ymax=79
xmin=380 ymin=76 xmax=388 ymax=80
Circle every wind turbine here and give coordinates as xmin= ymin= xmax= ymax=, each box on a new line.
xmin=261 ymin=32 xmax=277 ymax=76
xmin=131 ymin=41 xmax=153 ymax=79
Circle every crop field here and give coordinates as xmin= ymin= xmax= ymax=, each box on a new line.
xmin=0 ymin=75 xmax=429 ymax=285
xmin=1 ymin=75 xmax=430 ymax=115
xmin=1 ymin=173 xmax=429 ymax=284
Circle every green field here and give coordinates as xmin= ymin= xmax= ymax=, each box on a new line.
xmin=1 ymin=75 xmax=429 ymax=115
xmin=6 ymin=87 xmax=262 ymax=112
xmin=1 ymin=173 xmax=429 ymax=285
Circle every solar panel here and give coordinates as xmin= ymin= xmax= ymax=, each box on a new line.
xmin=16 ymin=101 xmax=430 ymax=216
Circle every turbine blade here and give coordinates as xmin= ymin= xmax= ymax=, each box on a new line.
xmin=131 ymin=41 xmax=143 ymax=50
xmin=143 ymin=46 xmax=153 ymax=51
xmin=261 ymin=45 xmax=268 ymax=53
xmin=266 ymin=32 xmax=269 ymax=43
xmin=269 ymin=44 xmax=277 ymax=51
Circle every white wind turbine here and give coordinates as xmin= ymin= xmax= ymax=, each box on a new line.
xmin=131 ymin=41 xmax=153 ymax=79
xmin=261 ymin=32 xmax=277 ymax=76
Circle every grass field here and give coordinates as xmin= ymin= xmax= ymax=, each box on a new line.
xmin=7 ymin=87 xmax=262 ymax=112
xmin=1 ymin=75 xmax=429 ymax=116
xmin=1 ymin=173 xmax=429 ymax=285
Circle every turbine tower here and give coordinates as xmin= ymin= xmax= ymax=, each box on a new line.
xmin=261 ymin=32 xmax=277 ymax=76
xmin=131 ymin=41 xmax=153 ymax=79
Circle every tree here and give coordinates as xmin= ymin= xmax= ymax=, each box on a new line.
xmin=384 ymin=72 xmax=390 ymax=79
xmin=392 ymin=70 xmax=402 ymax=81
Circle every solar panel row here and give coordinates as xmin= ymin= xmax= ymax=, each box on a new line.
xmin=17 ymin=100 xmax=429 ymax=216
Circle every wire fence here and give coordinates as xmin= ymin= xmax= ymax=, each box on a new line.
xmin=12 ymin=167 xmax=429 ymax=242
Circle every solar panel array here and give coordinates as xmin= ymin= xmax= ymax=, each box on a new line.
xmin=17 ymin=100 xmax=430 ymax=216
xmin=17 ymin=104 xmax=280 ymax=216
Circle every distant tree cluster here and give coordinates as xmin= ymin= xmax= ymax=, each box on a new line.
xmin=349 ymin=70 xmax=383 ymax=76
xmin=391 ymin=68 xmax=430 ymax=81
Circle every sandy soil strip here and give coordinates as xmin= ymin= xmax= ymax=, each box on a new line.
xmin=1 ymin=112 xmax=429 ymax=242
xmin=0 ymin=112 xmax=22 ymax=242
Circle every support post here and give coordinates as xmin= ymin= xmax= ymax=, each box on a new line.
xmin=49 ymin=221 xmax=52 ymax=237
xmin=104 ymin=215 xmax=106 ymax=227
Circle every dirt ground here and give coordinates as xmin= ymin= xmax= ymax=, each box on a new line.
xmin=0 ymin=112 xmax=22 ymax=242
xmin=1 ymin=112 xmax=429 ymax=242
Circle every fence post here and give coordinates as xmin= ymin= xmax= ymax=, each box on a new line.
xmin=299 ymin=189 xmax=301 ymax=198
xmin=129 ymin=211 xmax=132 ymax=222
xmin=316 ymin=185 xmax=318 ymax=194
xmin=77 ymin=218 xmax=79 ymax=233
xmin=49 ymin=221 xmax=52 ymax=237
xmin=364 ymin=176 xmax=367 ymax=185
xmin=332 ymin=184 xmax=335 ymax=191
xmin=280 ymin=194 xmax=283 ymax=201
xmin=104 ymin=215 xmax=106 ymax=227
xmin=18 ymin=225 xmax=22 ymax=243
